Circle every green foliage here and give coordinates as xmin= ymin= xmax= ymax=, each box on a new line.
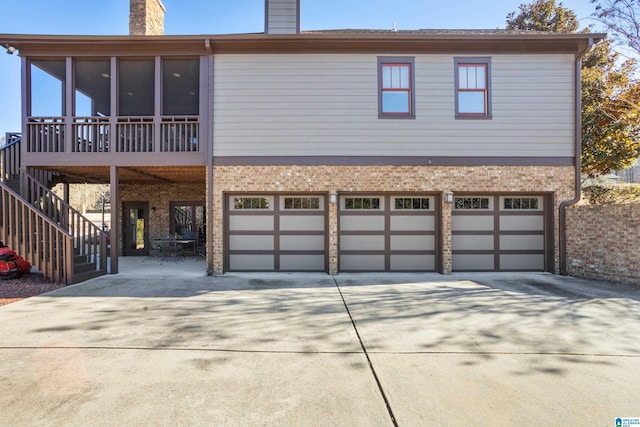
xmin=506 ymin=0 xmax=579 ymax=32
xmin=507 ymin=0 xmax=640 ymax=176
xmin=583 ymin=183 xmax=640 ymax=203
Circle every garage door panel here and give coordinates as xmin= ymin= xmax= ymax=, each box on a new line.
xmin=452 ymin=216 xmax=494 ymax=231
xmin=453 ymin=254 xmax=494 ymax=270
xmin=390 ymin=255 xmax=435 ymax=271
xmin=280 ymin=215 xmax=324 ymax=231
xmin=230 ymin=254 xmax=275 ymax=271
xmin=500 ymin=216 xmax=544 ymax=231
xmin=390 ymin=235 xmax=434 ymax=251
xmin=452 ymin=235 xmax=494 ymax=251
xmin=340 ymin=255 xmax=385 ymax=271
xmin=500 ymin=235 xmax=544 ymax=251
xmin=229 ymin=235 xmax=274 ymax=251
xmin=229 ymin=216 xmax=274 ymax=231
xmin=227 ymin=194 xmax=326 ymax=272
xmin=340 ymin=216 xmax=385 ymax=231
xmin=390 ymin=216 xmax=434 ymax=231
xmin=340 ymin=235 xmax=385 ymax=251
xmin=280 ymin=255 xmax=325 ymax=271
xmin=280 ymin=235 xmax=324 ymax=251
xmin=500 ymin=254 xmax=544 ymax=270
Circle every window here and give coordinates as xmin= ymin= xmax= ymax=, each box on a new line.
xmin=283 ymin=197 xmax=321 ymax=210
xmin=232 ymin=197 xmax=270 ymax=210
xmin=393 ymin=197 xmax=431 ymax=210
xmin=75 ymin=60 xmax=111 ymax=116
xmin=378 ymin=57 xmax=415 ymax=118
xmin=503 ymin=197 xmax=541 ymax=210
xmin=454 ymin=197 xmax=491 ymax=210
xmin=455 ymin=58 xmax=491 ymax=118
xmin=170 ymin=202 xmax=205 ymax=237
xmin=343 ymin=197 xmax=381 ymax=210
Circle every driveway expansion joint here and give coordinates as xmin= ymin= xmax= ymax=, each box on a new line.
xmin=332 ymin=275 xmax=398 ymax=427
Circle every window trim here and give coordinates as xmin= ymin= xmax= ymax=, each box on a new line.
xmin=454 ymin=57 xmax=492 ymax=120
xmin=378 ymin=57 xmax=415 ymax=119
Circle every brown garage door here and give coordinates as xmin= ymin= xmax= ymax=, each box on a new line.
xmin=339 ymin=194 xmax=438 ymax=272
xmin=452 ymin=195 xmax=550 ymax=271
xmin=226 ymin=194 xmax=327 ymax=271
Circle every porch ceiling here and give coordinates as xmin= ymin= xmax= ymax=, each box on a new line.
xmin=41 ymin=166 xmax=207 ymax=185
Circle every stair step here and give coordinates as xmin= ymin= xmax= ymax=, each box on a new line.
xmin=71 ymin=270 xmax=106 ymax=284
xmin=74 ymin=262 xmax=97 ymax=274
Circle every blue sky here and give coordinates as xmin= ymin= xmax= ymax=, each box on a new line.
xmin=0 ymin=0 xmax=601 ymax=137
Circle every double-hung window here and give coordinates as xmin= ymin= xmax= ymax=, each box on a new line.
xmin=378 ymin=57 xmax=415 ymax=118
xmin=455 ymin=57 xmax=491 ymax=118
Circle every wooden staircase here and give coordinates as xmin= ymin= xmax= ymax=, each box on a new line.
xmin=0 ymin=133 xmax=108 ymax=285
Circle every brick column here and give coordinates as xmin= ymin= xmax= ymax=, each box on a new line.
xmin=328 ymin=194 xmax=338 ymax=275
xmin=441 ymin=191 xmax=453 ymax=274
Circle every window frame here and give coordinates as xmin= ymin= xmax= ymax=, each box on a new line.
xmin=377 ymin=57 xmax=415 ymax=119
xmin=454 ymin=57 xmax=492 ymax=119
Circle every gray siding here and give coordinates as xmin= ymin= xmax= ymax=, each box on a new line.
xmin=265 ymin=0 xmax=299 ymax=34
xmin=213 ymin=53 xmax=575 ymax=158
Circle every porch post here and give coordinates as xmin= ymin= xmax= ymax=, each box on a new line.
xmin=110 ymin=166 xmax=119 ymax=274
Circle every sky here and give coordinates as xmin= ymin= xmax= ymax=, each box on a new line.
xmin=0 ymin=0 xmax=602 ymax=138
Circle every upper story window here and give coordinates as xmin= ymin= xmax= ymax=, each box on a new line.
xmin=455 ymin=57 xmax=491 ymax=119
xmin=378 ymin=57 xmax=415 ymax=119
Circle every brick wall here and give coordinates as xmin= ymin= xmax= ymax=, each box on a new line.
xmin=566 ymin=203 xmax=640 ymax=285
xmin=129 ymin=0 xmax=165 ymax=36
xmin=119 ymin=183 xmax=205 ymax=254
xmin=213 ymin=165 xmax=574 ymax=274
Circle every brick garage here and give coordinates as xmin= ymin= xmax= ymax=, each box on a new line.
xmin=566 ymin=203 xmax=640 ymax=285
xmin=212 ymin=165 xmax=574 ymax=274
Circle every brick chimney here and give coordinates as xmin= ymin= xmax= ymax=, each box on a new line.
xmin=265 ymin=0 xmax=300 ymax=34
xmin=130 ymin=0 xmax=166 ymax=36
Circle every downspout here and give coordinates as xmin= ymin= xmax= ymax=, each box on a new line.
xmin=559 ymin=37 xmax=594 ymax=275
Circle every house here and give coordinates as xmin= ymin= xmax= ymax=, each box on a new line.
xmin=0 ymin=0 xmax=604 ymax=283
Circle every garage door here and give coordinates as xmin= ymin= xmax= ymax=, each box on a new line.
xmin=227 ymin=195 xmax=327 ymax=271
xmin=452 ymin=195 xmax=549 ymax=271
xmin=339 ymin=194 xmax=437 ymax=271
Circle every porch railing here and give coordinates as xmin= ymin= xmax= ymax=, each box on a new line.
xmin=26 ymin=116 xmax=200 ymax=154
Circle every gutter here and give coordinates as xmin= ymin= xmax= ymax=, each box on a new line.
xmin=559 ymin=37 xmax=595 ymax=275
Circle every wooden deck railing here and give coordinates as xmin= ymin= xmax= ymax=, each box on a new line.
xmin=26 ymin=116 xmax=200 ymax=154
xmin=0 ymin=183 xmax=73 ymax=284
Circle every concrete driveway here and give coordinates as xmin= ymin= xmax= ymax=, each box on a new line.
xmin=0 ymin=262 xmax=639 ymax=426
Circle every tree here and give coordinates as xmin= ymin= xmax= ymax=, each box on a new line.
xmin=507 ymin=0 xmax=640 ymax=176
xmin=581 ymin=41 xmax=640 ymax=176
xmin=506 ymin=0 xmax=579 ymax=32
xmin=591 ymin=0 xmax=640 ymax=56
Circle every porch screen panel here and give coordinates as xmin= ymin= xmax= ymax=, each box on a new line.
xmin=118 ymin=59 xmax=154 ymax=116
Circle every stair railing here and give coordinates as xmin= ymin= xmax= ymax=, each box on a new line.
xmin=22 ymin=172 xmax=108 ymax=282
xmin=1 ymin=133 xmax=21 ymax=181
xmin=0 ymin=182 xmax=73 ymax=284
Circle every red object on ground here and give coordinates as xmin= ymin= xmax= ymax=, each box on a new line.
xmin=0 ymin=243 xmax=32 ymax=280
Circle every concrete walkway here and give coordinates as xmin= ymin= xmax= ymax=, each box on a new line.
xmin=0 ymin=260 xmax=639 ymax=425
